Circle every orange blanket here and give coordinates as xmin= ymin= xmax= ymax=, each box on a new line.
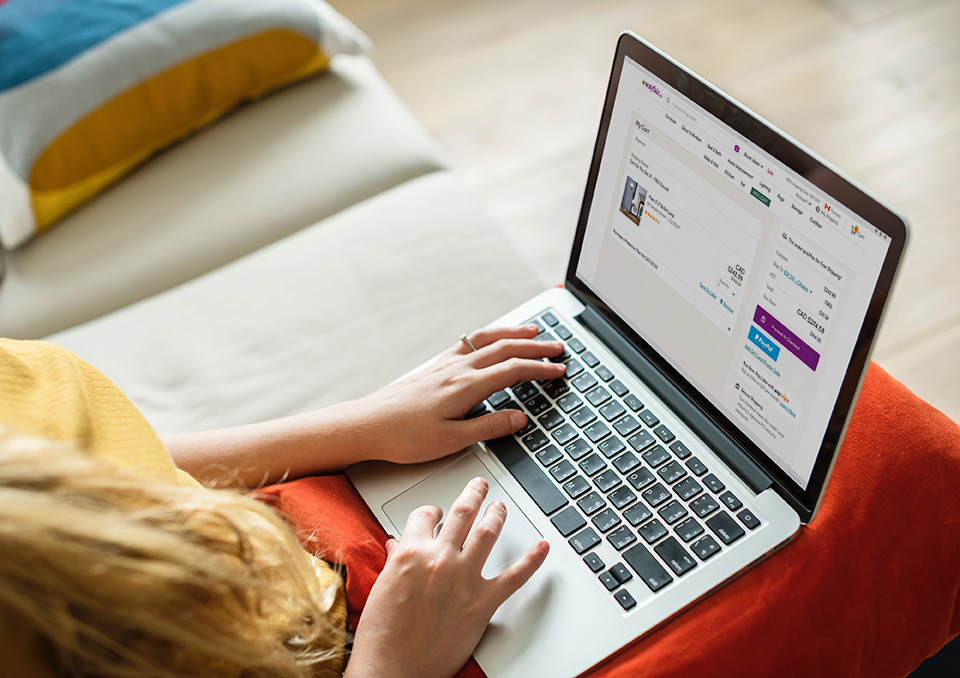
xmin=257 ymin=363 xmax=960 ymax=677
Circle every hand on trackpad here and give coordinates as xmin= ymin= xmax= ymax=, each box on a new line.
xmin=382 ymin=451 xmax=543 ymax=578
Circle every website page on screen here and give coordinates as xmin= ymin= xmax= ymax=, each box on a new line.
xmin=577 ymin=56 xmax=891 ymax=488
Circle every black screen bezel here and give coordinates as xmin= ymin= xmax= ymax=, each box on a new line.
xmin=565 ymin=33 xmax=908 ymax=521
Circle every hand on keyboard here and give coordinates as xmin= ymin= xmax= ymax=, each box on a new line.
xmin=350 ymin=325 xmax=566 ymax=465
xmin=346 ymin=477 xmax=549 ymax=678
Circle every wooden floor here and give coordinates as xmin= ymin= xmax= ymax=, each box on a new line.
xmin=337 ymin=0 xmax=960 ymax=423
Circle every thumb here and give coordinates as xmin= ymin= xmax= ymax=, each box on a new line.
xmin=384 ymin=537 xmax=398 ymax=560
xmin=459 ymin=409 xmax=528 ymax=446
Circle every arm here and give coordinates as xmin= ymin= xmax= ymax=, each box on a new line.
xmin=162 ymin=326 xmax=565 ymax=487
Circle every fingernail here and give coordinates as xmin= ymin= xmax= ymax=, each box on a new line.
xmin=539 ymin=540 xmax=550 ymax=555
xmin=472 ymin=477 xmax=488 ymax=490
xmin=493 ymin=500 xmax=506 ymax=511
xmin=510 ymin=411 xmax=527 ymax=429
xmin=525 ymin=324 xmax=540 ymax=331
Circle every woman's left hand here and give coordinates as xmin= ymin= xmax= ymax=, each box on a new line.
xmin=346 ymin=325 xmax=566 ymax=465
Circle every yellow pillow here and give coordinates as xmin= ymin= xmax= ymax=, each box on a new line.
xmin=0 ymin=0 xmax=368 ymax=249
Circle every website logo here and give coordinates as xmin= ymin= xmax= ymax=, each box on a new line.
xmin=734 ymin=144 xmax=740 ymax=153
xmin=641 ymin=80 xmax=662 ymax=98
xmin=823 ymin=202 xmax=832 ymax=212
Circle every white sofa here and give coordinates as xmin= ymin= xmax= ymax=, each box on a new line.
xmin=0 ymin=56 xmax=542 ymax=433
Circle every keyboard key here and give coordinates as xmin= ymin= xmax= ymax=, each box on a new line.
xmin=653 ymin=424 xmax=675 ymax=443
xmin=488 ymin=390 xmax=511 ymax=408
xmin=638 ymin=518 xmax=668 ymax=544
xmin=585 ymin=421 xmax=611 ymax=443
xmin=598 ymin=437 xmax=626 ymax=459
xmin=535 ymin=444 xmax=563 ymax=467
xmin=642 ymin=482 xmax=671 ymax=508
xmin=572 ymin=373 xmax=598 ymax=392
xmin=568 ymin=338 xmax=586 ymax=354
xmin=654 ymin=537 xmax=697 ymax=576
xmin=465 ymin=402 xmax=489 ymax=419
xmin=569 ymin=527 xmax=601 ymax=554
xmin=719 ymin=491 xmax=743 ymax=512
xmin=609 ymin=486 xmax=638 ymax=510
xmin=610 ymin=380 xmax=629 ymax=397
xmin=549 ymin=459 xmax=576 ymax=482
xmin=513 ymin=382 xmax=539 ymax=402
xmin=658 ymin=500 xmax=688 ymax=525
xmin=685 ymin=456 xmax=708 ymax=476
xmin=657 ymin=460 xmax=688 ymax=484
xmin=550 ymin=506 xmax=587 ymax=536
xmin=578 ymin=453 xmax=606 ymax=477
xmin=706 ymin=512 xmax=746 ymax=545
xmin=595 ymin=365 xmax=615 ymax=382
xmin=564 ymin=438 xmax=591 ymax=461
xmin=524 ymin=395 xmax=551 ymax=416
xmin=691 ymin=534 xmax=721 ymax=561
xmin=690 ymin=495 xmax=720 ymax=518
xmin=593 ymin=469 xmax=622 ymax=493
xmin=613 ymin=415 xmax=641 ymax=437
xmin=641 ymin=444 xmax=671 ymax=468
xmin=542 ymin=379 xmax=570 ymax=399
xmin=612 ymin=451 xmax=640 ymax=474
xmin=572 ymin=407 xmax=598 ymax=428
xmin=562 ymin=476 xmax=591 ymax=499
xmin=623 ymin=503 xmax=653 ymax=526
xmin=529 ymin=320 xmax=544 ymax=334
xmin=703 ymin=473 xmax=725 ymax=493
xmin=737 ymin=508 xmax=761 ymax=530
xmin=611 ymin=562 xmax=633 ymax=584
xmin=564 ymin=360 xmax=585 ymax=379
xmin=536 ymin=330 xmax=556 ymax=343
xmin=674 ymin=517 xmax=704 ymax=542
xmin=581 ymin=351 xmax=600 ymax=368
xmin=628 ymin=430 xmax=657 ymax=453
xmin=599 ymin=570 xmax=620 ymax=591
xmin=557 ymin=394 xmax=582 ymax=413
xmin=614 ymin=589 xmax=637 ymax=610
xmin=551 ymin=423 xmax=578 ymax=445
xmin=669 ymin=440 xmax=691 ymax=459
xmin=624 ymin=394 xmax=644 ymax=412
xmin=541 ymin=311 xmax=559 ymax=326
xmin=586 ymin=386 xmax=612 ymax=407
xmin=607 ymin=525 xmax=637 ymax=551
xmin=626 ymin=467 xmax=656 ymax=490
xmin=516 ymin=417 xmax=536 ymax=437
xmin=639 ymin=410 xmax=660 ymax=427
xmin=496 ymin=399 xmax=521 ymax=411
xmin=548 ymin=346 xmax=569 ymax=363
xmin=555 ymin=324 xmax=573 ymax=341
xmin=577 ymin=491 xmax=606 ymax=515
xmin=487 ymin=436 xmax=568 ymax=515
xmin=624 ymin=544 xmax=673 ymax=592
xmin=537 ymin=409 xmax=565 ymax=431
xmin=583 ymin=552 xmax=604 ymax=572
xmin=591 ymin=508 xmax=622 ymax=533
xmin=521 ymin=430 xmax=550 ymax=452
xmin=674 ymin=477 xmax=703 ymax=501
xmin=599 ymin=400 xmax=626 ymax=422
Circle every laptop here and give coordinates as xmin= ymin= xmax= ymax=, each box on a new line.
xmin=346 ymin=32 xmax=908 ymax=678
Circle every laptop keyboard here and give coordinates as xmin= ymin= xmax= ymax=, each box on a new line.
xmin=471 ymin=309 xmax=763 ymax=612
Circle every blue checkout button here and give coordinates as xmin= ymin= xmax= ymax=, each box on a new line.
xmin=748 ymin=325 xmax=780 ymax=361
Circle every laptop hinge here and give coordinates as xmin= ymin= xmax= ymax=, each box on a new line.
xmin=577 ymin=305 xmax=774 ymax=495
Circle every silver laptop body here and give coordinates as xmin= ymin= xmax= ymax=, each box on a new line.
xmin=347 ymin=32 xmax=908 ymax=678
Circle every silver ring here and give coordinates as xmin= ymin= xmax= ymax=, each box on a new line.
xmin=459 ymin=333 xmax=478 ymax=352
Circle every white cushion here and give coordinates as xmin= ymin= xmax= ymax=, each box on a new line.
xmin=0 ymin=57 xmax=443 ymax=339
xmin=48 ymin=172 xmax=543 ymax=434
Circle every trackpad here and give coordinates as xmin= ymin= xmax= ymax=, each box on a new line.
xmin=382 ymin=451 xmax=543 ymax=578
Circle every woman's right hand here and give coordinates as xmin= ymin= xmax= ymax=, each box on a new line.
xmin=344 ymin=477 xmax=549 ymax=678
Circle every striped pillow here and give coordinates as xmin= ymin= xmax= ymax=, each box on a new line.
xmin=0 ymin=0 xmax=367 ymax=249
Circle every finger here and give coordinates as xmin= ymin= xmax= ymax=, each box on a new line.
xmin=469 ymin=338 xmax=565 ymax=369
xmin=454 ymin=326 xmax=540 ymax=354
xmin=462 ymin=499 xmax=507 ymax=566
xmin=463 ymin=358 xmax=566 ymax=403
xmin=490 ymin=540 xmax=550 ymax=602
xmin=384 ymin=537 xmax=398 ymax=559
xmin=437 ymin=478 xmax=489 ymax=548
xmin=402 ymin=505 xmax=444 ymax=541
xmin=450 ymin=409 xmax=528 ymax=447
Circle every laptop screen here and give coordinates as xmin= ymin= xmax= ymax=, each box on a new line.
xmin=570 ymin=38 xmax=905 ymax=503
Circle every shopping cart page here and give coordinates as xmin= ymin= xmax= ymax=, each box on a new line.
xmin=577 ymin=57 xmax=891 ymax=487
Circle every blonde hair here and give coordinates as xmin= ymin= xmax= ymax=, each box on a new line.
xmin=0 ymin=426 xmax=343 ymax=678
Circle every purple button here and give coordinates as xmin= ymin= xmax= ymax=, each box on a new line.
xmin=753 ymin=305 xmax=820 ymax=371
